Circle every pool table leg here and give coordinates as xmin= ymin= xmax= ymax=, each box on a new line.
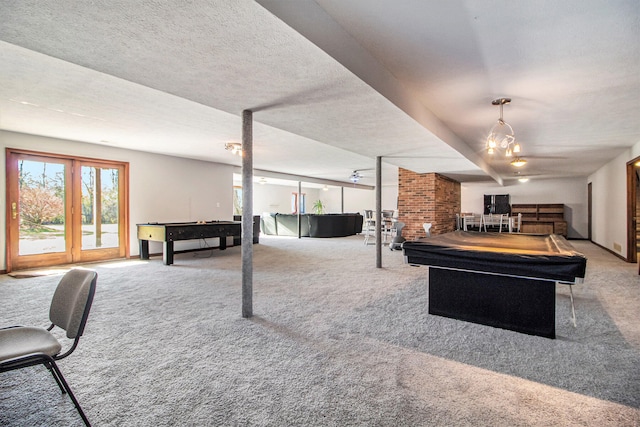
xmin=139 ymin=240 xmax=149 ymax=260
xmin=163 ymin=241 xmax=174 ymax=265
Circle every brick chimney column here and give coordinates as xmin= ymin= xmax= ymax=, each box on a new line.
xmin=397 ymin=168 xmax=461 ymax=240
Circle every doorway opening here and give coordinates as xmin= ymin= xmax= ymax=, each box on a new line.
xmin=626 ymin=156 xmax=640 ymax=271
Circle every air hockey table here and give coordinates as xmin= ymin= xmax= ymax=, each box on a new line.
xmin=402 ymin=231 xmax=587 ymax=338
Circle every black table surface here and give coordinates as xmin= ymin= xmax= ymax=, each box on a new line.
xmin=402 ymin=231 xmax=587 ymax=283
xmin=138 ymin=221 xmax=238 ymax=226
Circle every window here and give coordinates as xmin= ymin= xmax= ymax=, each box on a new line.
xmin=233 ymin=186 xmax=243 ymax=215
xmin=291 ymin=192 xmax=306 ymax=214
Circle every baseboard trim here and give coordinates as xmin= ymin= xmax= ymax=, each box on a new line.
xmin=590 ymin=240 xmax=631 ymax=263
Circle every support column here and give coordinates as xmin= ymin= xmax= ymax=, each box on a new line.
xmin=376 ymin=156 xmax=382 ymax=268
xmin=242 ymin=110 xmax=253 ymax=318
xmin=298 ymin=181 xmax=302 ymax=238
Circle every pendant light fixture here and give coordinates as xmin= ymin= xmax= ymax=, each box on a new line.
xmin=510 ymin=157 xmax=527 ymax=167
xmin=224 ymin=142 xmax=242 ymax=156
xmin=486 ymin=98 xmax=522 ymax=159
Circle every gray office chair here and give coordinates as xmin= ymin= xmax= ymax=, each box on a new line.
xmin=0 ymin=268 xmax=97 ymax=426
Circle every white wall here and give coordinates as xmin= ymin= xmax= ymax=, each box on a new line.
xmin=321 ymin=187 xmax=346 ymax=213
xmin=315 ymin=183 xmax=397 ymax=214
xmin=461 ymin=177 xmax=588 ymax=239
xmin=254 ymin=183 xmax=301 ymax=215
xmin=1 ymin=131 xmax=235 ymax=269
xmin=252 ymin=183 xmax=377 ymax=215
xmin=248 ymin=172 xmax=397 ymax=217
xmin=588 ymin=140 xmax=640 ymax=257
xmin=382 ymin=183 xmax=398 ymax=212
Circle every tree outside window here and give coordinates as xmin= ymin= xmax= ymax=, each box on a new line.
xmin=233 ymin=187 xmax=243 ymax=215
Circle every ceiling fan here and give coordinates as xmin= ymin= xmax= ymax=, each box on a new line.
xmin=349 ymin=170 xmax=363 ymax=183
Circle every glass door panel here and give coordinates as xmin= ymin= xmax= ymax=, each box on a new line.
xmin=81 ymin=166 xmax=120 ymax=250
xmin=7 ymin=152 xmax=73 ymax=271
xmin=18 ymin=160 xmax=67 ymax=255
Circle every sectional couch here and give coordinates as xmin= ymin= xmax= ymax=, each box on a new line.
xmin=260 ymin=213 xmax=363 ymax=237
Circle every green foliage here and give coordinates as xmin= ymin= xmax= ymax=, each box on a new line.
xmin=18 ymin=161 xmax=121 ymax=228
xmin=81 ymin=167 xmax=120 ymax=224
xmin=18 ymin=160 xmax=66 ymax=229
xmin=312 ymin=199 xmax=325 ymax=215
xmin=233 ymin=187 xmax=243 ymax=215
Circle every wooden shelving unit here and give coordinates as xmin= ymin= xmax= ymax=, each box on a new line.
xmin=511 ymin=204 xmax=567 ymax=236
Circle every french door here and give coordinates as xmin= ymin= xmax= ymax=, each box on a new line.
xmin=6 ymin=149 xmax=129 ymax=272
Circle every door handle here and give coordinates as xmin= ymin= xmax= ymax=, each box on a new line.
xmin=11 ymin=202 xmax=17 ymax=219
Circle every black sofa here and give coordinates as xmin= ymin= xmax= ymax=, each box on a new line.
xmin=260 ymin=213 xmax=363 ymax=237
xmin=232 ymin=215 xmax=261 ymax=244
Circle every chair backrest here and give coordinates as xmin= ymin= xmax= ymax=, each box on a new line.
xmin=49 ymin=269 xmax=97 ymax=339
xmin=515 ymin=212 xmax=522 ymax=232
xmin=382 ymin=210 xmax=394 ymax=219
xmin=423 ymin=223 xmax=432 ymax=237
xmin=394 ymin=221 xmax=405 ymax=235
xmin=363 ymin=210 xmax=373 ymax=220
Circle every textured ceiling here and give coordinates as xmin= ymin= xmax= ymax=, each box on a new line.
xmin=1 ymin=0 xmax=639 ymax=187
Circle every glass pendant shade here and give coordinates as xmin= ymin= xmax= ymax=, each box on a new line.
xmin=225 ymin=142 xmax=243 ymax=156
xmin=510 ymin=157 xmax=527 ymax=167
xmin=485 ymin=98 xmax=523 ymax=167
xmin=486 ymin=119 xmax=515 ymax=154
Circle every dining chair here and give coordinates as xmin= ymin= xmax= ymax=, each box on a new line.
xmin=496 ymin=213 xmax=505 ymax=233
xmin=363 ymin=209 xmax=375 ymax=245
xmin=381 ymin=210 xmax=395 ymax=242
xmin=481 ymin=213 xmax=505 ymax=232
xmin=462 ymin=213 xmax=478 ymax=231
xmin=509 ymin=213 xmax=522 ymax=233
xmin=0 ymin=268 xmax=97 ymax=426
xmin=480 ymin=214 xmax=488 ymax=232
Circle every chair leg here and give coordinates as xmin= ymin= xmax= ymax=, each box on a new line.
xmin=47 ymin=359 xmax=91 ymax=427
xmin=45 ymin=361 xmax=66 ymax=394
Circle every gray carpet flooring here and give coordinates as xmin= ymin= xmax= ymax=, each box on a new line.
xmin=0 ymin=236 xmax=639 ymax=426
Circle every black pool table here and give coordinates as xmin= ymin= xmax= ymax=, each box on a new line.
xmin=137 ymin=221 xmax=241 ymax=265
xmin=402 ymin=231 xmax=587 ymax=338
